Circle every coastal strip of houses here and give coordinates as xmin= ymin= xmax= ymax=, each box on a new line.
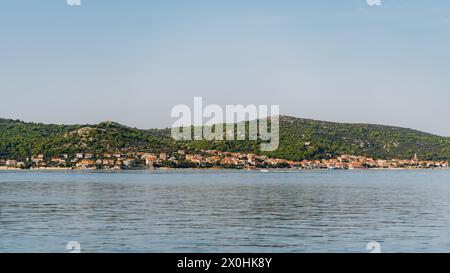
xmin=0 ymin=150 xmax=448 ymax=170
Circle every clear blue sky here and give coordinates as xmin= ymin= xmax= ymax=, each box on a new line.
xmin=1 ymin=0 xmax=449 ymax=135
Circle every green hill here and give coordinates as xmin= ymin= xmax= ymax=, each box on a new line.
xmin=187 ymin=116 xmax=450 ymax=161
xmin=0 ymin=119 xmax=176 ymax=160
xmin=1 ymin=116 xmax=449 ymax=161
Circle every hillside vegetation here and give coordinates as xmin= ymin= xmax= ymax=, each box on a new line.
xmin=1 ymin=116 xmax=449 ymax=161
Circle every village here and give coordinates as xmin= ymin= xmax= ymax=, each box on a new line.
xmin=0 ymin=150 xmax=448 ymax=171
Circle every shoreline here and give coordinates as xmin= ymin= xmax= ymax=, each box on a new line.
xmin=0 ymin=166 xmax=448 ymax=172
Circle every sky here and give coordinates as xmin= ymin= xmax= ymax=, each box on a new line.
xmin=1 ymin=0 xmax=449 ymax=136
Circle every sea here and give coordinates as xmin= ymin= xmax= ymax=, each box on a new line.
xmin=0 ymin=169 xmax=449 ymax=253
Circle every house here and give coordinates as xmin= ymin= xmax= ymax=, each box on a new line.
xmin=268 ymin=159 xmax=287 ymax=166
xmin=247 ymin=157 xmax=257 ymax=166
xmin=328 ymin=159 xmax=338 ymax=164
xmin=230 ymin=152 xmax=242 ymax=158
xmin=349 ymin=162 xmax=363 ymax=169
xmin=31 ymin=154 xmax=44 ymax=164
xmin=102 ymin=159 xmax=115 ymax=166
xmin=190 ymin=158 xmax=202 ymax=164
xmin=220 ymin=157 xmax=236 ymax=165
xmin=313 ymin=161 xmax=325 ymax=169
xmin=145 ymin=154 xmax=158 ymax=165
xmin=376 ymin=160 xmax=389 ymax=168
xmin=159 ymin=153 xmax=167 ymax=160
xmin=0 ymin=159 xmax=6 ymax=166
xmin=236 ymin=159 xmax=246 ymax=166
xmin=76 ymin=153 xmax=84 ymax=159
xmin=206 ymin=156 xmax=221 ymax=164
xmin=123 ymin=159 xmax=135 ymax=167
xmin=81 ymin=159 xmax=94 ymax=165
xmin=76 ymin=159 xmax=95 ymax=168
xmin=51 ymin=157 xmax=66 ymax=165
xmin=6 ymin=160 xmax=17 ymax=167
xmin=259 ymin=155 xmax=268 ymax=161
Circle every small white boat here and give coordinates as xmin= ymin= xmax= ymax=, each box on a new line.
xmin=260 ymin=169 xmax=269 ymax=173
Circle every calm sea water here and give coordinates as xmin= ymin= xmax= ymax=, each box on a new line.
xmin=0 ymin=169 xmax=449 ymax=253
